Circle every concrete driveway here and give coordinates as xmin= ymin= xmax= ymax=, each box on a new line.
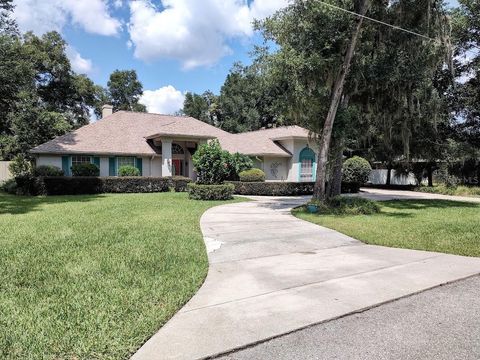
xmin=133 ymin=194 xmax=480 ymax=360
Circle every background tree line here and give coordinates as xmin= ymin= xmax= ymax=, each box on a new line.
xmin=0 ymin=0 xmax=146 ymax=161
xmin=182 ymin=0 xmax=479 ymax=199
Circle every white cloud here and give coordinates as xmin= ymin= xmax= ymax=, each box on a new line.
xmin=13 ymin=0 xmax=121 ymax=36
xmin=140 ymin=86 xmax=186 ymax=114
xmin=128 ymin=0 xmax=290 ymax=68
xmin=66 ymin=46 xmax=94 ymax=75
xmin=113 ymin=0 xmax=123 ymax=9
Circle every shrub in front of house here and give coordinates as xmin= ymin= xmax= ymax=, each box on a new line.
xmin=166 ymin=176 xmax=193 ymax=192
xmin=36 ymin=177 xmax=170 ymax=195
xmin=13 ymin=175 xmax=45 ymax=195
xmin=118 ymin=165 xmax=140 ymax=177
xmin=1 ymin=178 xmax=19 ymax=194
xmin=342 ymin=156 xmax=372 ymax=186
xmin=34 ymin=165 xmax=64 ymax=177
xmin=192 ymin=140 xmax=231 ymax=185
xmin=229 ymin=181 xmax=361 ymax=196
xmin=71 ymin=163 xmax=100 ymax=177
xmin=239 ymin=169 xmax=266 ymax=182
xmin=102 ymin=177 xmax=170 ymax=193
xmin=8 ymin=155 xmax=32 ymax=177
xmin=226 ymin=153 xmax=254 ymax=180
xmin=187 ymin=183 xmax=235 ymax=200
xmin=229 ymin=181 xmax=314 ymax=196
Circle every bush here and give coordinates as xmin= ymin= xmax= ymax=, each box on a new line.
xmin=192 ymin=140 xmax=231 ymax=184
xmin=9 ymin=155 xmax=32 ymax=177
xmin=43 ymin=177 xmax=170 ymax=195
xmin=187 ymin=183 xmax=234 ymax=200
xmin=436 ymin=167 xmax=460 ymax=189
xmin=14 ymin=175 xmax=45 ymax=196
xmin=0 ymin=178 xmax=18 ymax=194
xmin=71 ymin=163 xmax=100 ymax=177
xmin=230 ymin=181 xmax=314 ymax=196
xmin=327 ymin=196 xmax=380 ymax=215
xmin=118 ymin=165 xmax=140 ymax=177
xmin=342 ymin=156 xmax=372 ymax=185
xmin=34 ymin=165 xmax=64 ymax=177
xmin=239 ymin=168 xmax=266 ymax=182
xmin=305 ymin=196 xmax=381 ymax=215
xmin=12 ymin=177 xmax=171 ymax=195
xmin=226 ymin=153 xmax=254 ymax=180
xmin=230 ymin=181 xmax=359 ymax=196
xmin=166 ymin=176 xmax=192 ymax=192
xmin=341 ymin=182 xmax=361 ymax=193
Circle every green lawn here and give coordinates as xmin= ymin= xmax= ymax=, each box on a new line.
xmin=416 ymin=184 xmax=480 ymax=197
xmin=294 ymin=200 xmax=480 ymax=257
xmin=0 ymin=192 xmax=240 ymax=359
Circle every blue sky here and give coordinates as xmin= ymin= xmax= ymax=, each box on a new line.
xmin=13 ymin=0 xmax=460 ymax=114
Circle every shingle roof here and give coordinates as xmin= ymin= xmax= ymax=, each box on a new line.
xmin=219 ymin=126 xmax=312 ymax=157
xmin=31 ymin=111 xmax=310 ymax=157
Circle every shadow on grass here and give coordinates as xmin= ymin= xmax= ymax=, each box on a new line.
xmin=0 ymin=192 xmax=106 ymax=215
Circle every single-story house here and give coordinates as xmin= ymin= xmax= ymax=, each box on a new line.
xmin=31 ymin=105 xmax=318 ymax=182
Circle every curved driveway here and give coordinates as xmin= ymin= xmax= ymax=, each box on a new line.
xmin=133 ymin=194 xmax=480 ymax=360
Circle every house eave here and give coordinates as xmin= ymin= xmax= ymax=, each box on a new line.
xmin=30 ymin=149 xmax=157 ymax=157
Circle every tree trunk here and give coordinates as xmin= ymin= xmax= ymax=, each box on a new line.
xmin=329 ymin=137 xmax=345 ymax=197
xmin=386 ymin=164 xmax=392 ymax=186
xmin=313 ymin=0 xmax=369 ymax=201
xmin=427 ymin=163 xmax=434 ymax=187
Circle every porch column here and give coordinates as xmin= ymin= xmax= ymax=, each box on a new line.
xmin=161 ymin=138 xmax=172 ymax=176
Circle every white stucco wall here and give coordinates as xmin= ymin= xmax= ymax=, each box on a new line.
xmin=277 ymin=139 xmax=316 ymax=182
xmin=262 ymin=157 xmax=288 ymax=181
xmin=150 ymin=157 xmax=162 ymax=177
xmin=36 ymin=156 xmax=62 ymax=169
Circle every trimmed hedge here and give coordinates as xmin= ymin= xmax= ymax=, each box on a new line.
xmin=229 ymin=181 xmax=314 ymax=196
xmin=16 ymin=177 xmax=171 ymax=195
xmin=166 ymin=176 xmax=192 ymax=192
xmin=187 ymin=183 xmax=235 ymax=200
xmin=229 ymin=181 xmax=361 ymax=196
xmin=239 ymin=168 xmax=266 ymax=182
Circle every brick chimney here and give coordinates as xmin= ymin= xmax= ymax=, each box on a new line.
xmin=102 ymin=104 xmax=113 ymax=119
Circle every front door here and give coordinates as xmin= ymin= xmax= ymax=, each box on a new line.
xmin=172 ymin=159 xmax=183 ymax=176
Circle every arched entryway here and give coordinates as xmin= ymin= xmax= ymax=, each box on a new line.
xmin=299 ymin=147 xmax=316 ymax=182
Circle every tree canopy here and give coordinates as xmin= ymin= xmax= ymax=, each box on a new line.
xmin=106 ymin=70 xmax=147 ymax=113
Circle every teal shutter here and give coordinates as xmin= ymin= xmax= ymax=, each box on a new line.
xmin=109 ymin=157 xmax=116 ymax=176
xmin=62 ymin=156 xmax=70 ymax=176
xmin=136 ymin=158 xmax=143 ymax=176
xmin=93 ymin=157 xmax=100 ymax=169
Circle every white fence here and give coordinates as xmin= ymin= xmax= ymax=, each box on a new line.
xmin=0 ymin=161 xmax=12 ymax=182
xmin=369 ymin=169 xmax=418 ymax=186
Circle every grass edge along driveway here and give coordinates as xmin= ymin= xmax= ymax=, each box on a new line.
xmin=294 ymin=199 xmax=480 ymax=258
xmin=0 ymin=192 xmax=243 ymax=359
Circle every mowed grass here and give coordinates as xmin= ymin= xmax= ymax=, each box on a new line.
xmin=0 ymin=192 xmax=241 ymax=359
xmin=294 ymin=200 xmax=480 ymax=257
xmin=417 ymin=184 xmax=480 ymax=197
